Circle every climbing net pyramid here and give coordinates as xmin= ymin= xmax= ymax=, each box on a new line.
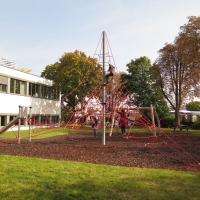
xmin=0 ymin=32 xmax=199 ymax=168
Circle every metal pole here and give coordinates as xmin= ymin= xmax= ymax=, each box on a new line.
xmin=29 ymin=106 xmax=32 ymax=142
xmin=18 ymin=105 xmax=21 ymax=144
xmin=150 ymin=104 xmax=156 ymax=137
xmin=102 ymin=31 xmax=106 ymax=145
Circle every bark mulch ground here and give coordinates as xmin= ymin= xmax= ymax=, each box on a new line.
xmin=0 ymin=131 xmax=200 ymax=173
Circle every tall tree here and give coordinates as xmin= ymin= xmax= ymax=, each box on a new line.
xmin=41 ymin=50 xmax=102 ymax=112
xmin=41 ymin=62 xmax=59 ymax=80
xmin=121 ymin=56 xmax=169 ymax=119
xmin=153 ymin=16 xmax=200 ymax=125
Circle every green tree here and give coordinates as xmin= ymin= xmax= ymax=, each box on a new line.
xmin=121 ymin=56 xmax=169 ymax=119
xmin=186 ymin=101 xmax=200 ymax=111
xmin=41 ymin=50 xmax=102 ymax=114
xmin=41 ymin=62 xmax=59 ymax=81
xmin=153 ymin=16 xmax=200 ymax=126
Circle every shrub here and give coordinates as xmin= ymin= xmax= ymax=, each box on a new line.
xmin=160 ymin=116 xmax=175 ymax=128
xmin=191 ymin=117 xmax=200 ymax=129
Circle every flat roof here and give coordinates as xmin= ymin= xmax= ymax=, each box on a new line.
xmin=170 ymin=110 xmax=200 ymax=115
xmin=0 ymin=65 xmax=52 ymax=85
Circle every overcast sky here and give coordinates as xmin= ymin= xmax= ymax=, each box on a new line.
xmin=0 ymin=0 xmax=200 ymax=76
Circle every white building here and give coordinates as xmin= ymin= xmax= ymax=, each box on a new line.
xmin=0 ymin=63 xmax=61 ymax=129
xmin=170 ymin=110 xmax=200 ymax=124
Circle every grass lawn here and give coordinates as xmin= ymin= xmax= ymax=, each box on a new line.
xmin=0 ymin=127 xmax=72 ymax=140
xmin=2 ymin=125 xmax=200 ymax=141
xmin=0 ymin=127 xmax=200 ymax=199
xmin=0 ymin=155 xmax=200 ymax=200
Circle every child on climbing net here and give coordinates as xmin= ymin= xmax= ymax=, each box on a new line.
xmin=91 ymin=116 xmax=98 ymax=137
xmin=105 ymin=63 xmax=115 ymax=84
xmin=117 ymin=108 xmax=129 ymax=136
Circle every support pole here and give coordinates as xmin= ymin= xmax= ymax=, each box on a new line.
xmin=154 ymin=110 xmax=160 ymax=128
xmin=102 ymin=31 xmax=106 ymax=145
xmin=150 ymin=104 xmax=156 ymax=137
xmin=29 ymin=106 xmax=32 ymax=142
xmin=18 ymin=105 xmax=21 ymax=144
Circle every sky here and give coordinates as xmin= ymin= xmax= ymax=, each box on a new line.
xmin=0 ymin=0 xmax=200 ymax=76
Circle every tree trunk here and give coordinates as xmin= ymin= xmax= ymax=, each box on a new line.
xmin=174 ymin=108 xmax=181 ymax=126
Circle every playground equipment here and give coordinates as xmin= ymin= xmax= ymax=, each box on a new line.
xmin=0 ymin=116 xmax=20 ymax=134
xmin=131 ymin=105 xmax=160 ymax=136
xmin=0 ymin=106 xmax=32 ymax=143
xmin=108 ymin=104 xmax=160 ymax=137
xmin=57 ymin=31 xmax=161 ymax=145
xmin=0 ymin=31 xmax=199 ymax=168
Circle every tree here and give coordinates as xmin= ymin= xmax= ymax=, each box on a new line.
xmin=41 ymin=62 xmax=59 ymax=80
xmin=41 ymin=50 xmax=102 ymax=114
xmin=186 ymin=101 xmax=200 ymax=111
xmin=153 ymin=16 xmax=200 ymax=126
xmin=121 ymin=56 xmax=169 ymax=119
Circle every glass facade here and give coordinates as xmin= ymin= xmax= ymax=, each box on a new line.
xmin=40 ymin=85 xmax=59 ymax=100
xmin=0 ymin=70 xmax=58 ymax=98
xmin=8 ymin=79 xmax=59 ymax=100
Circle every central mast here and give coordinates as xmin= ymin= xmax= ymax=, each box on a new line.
xmin=102 ymin=31 xmax=106 ymax=145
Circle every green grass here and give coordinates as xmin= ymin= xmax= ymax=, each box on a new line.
xmin=0 ymin=127 xmax=200 ymax=199
xmin=0 ymin=127 xmax=73 ymax=140
xmin=0 ymin=155 xmax=199 ymax=200
xmin=160 ymin=127 xmax=200 ymax=134
xmin=1 ymin=126 xmax=200 ymax=141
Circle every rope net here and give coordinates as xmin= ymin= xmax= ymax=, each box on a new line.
xmin=0 ymin=32 xmax=199 ymax=167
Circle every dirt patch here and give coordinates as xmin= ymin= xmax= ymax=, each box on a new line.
xmin=0 ymin=131 xmax=200 ymax=173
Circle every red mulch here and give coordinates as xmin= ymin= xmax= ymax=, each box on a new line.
xmin=0 ymin=131 xmax=200 ymax=173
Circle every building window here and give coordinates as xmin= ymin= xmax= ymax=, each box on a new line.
xmin=41 ymin=116 xmax=47 ymax=124
xmin=29 ymin=83 xmax=39 ymax=97
xmin=32 ymin=116 xmax=39 ymax=125
xmin=20 ymin=81 xmax=26 ymax=95
xmin=41 ymin=85 xmax=46 ymax=98
xmin=41 ymin=85 xmax=51 ymax=99
xmin=52 ymin=88 xmax=59 ymax=100
xmin=52 ymin=116 xmax=59 ymax=124
xmin=0 ymin=84 xmax=7 ymax=92
xmin=10 ymin=78 xmax=27 ymax=95
xmin=10 ymin=116 xmax=17 ymax=121
xmin=0 ymin=116 xmax=6 ymax=126
xmin=0 ymin=75 xmax=8 ymax=92
xmin=9 ymin=116 xmax=18 ymax=125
